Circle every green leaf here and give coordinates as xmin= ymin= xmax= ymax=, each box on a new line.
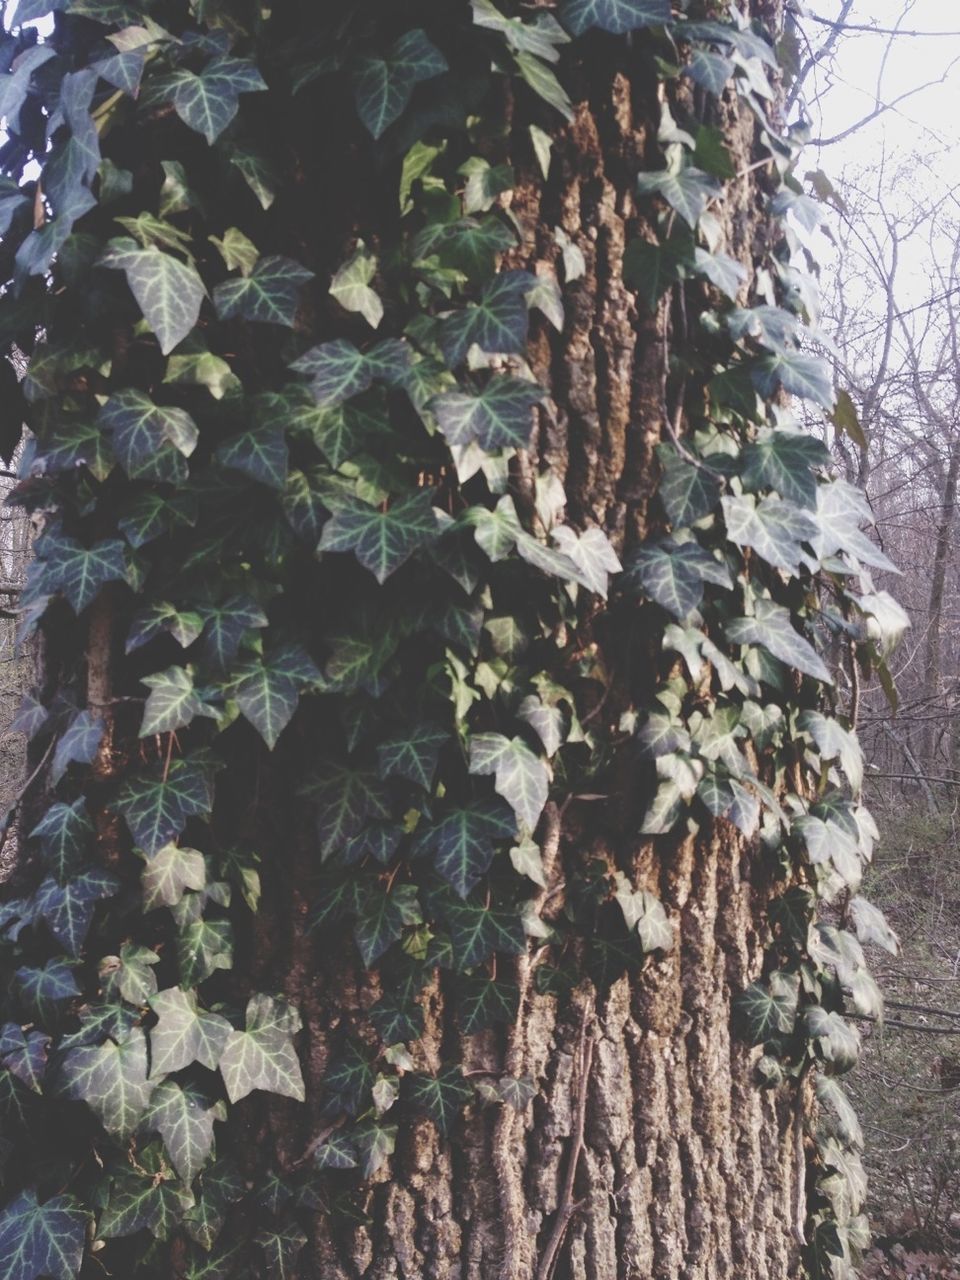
xmin=354 ymin=883 xmax=422 ymax=967
xmin=216 ymin=425 xmax=289 ymax=490
xmin=149 ymin=986 xmax=232 ymax=1076
xmin=290 ymin=337 xmax=410 ymax=406
xmin=312 ymin=1132 xmax=358 ymax=1172
xmin=99 ymin=943 xmax=160 ymax=1006
xmin=319 ymin=490 xmax=439 ymax=583
xmin=41 ymin=419 xmax=114 ymax=482
xmin=177 ymin=919 xmax=234 ymax=987
xmin=562 ymin=0 xmax=670 ymax=34
xmin=805 ymin=1007 xmax=860 ymax=1074
xmin=233 ymin=656 xmax=299 ymax=749
xmin=847 ymin=897 xmax=899 ymax=955
xmin=0 ymin=1190 xmax=88 ymax=1280
xmin=440 ymin=270 xmax=533 ymax=365
xmin=256 ymin=1225 xmax=308 ymax=1279
xmin=432 ymin=378 xmax=542 ymax=452
xmin=740 ymin=428 xmax=829 ymax=509
xmin=39 ymin=533 xmax=128 ymax=613
xmin=140 ymin=666 xmax=215 ymax=737
xmin=61 ymin=1026 xmax=156 ymax=1139
xmin=685 ymin=47 xmax=733 ymax=95
xmin=404 ymin=1066 xmax=472 ymax=1135
xmin=114 ymin=756 xmax=214 ymax=855
xmin=354 ymin=29 xmax=447 ymax=138
xmin=657 ymin=451 xmax=722 ymax=526
xmin=733 ymin=972 xmax=799 ymax=1044
xmin=457 ymin=977 xmax=519 ymax=1033
xmin=693 ymin=247 xmax=746 ymax=300
xmin=468 ymin=732 xmax=550 ymax=832
xmin=377 ymin=723 xmax=448 ymax=789
xmin=30 ymin=798 xmax=92 ymax=882
xmin=329 ymin=241 xmax=383 ymax=329
xmin=141 ymin=844 xmax=206 ymax=911
xmin=219 ymin=994 xmax=305 ymax=1105
xmin=812 ymin=478 xmax=897 ymax=572
xmin=461 ymin=157 xmax=515 ymax=215
xmin=726 ymin=599 xmax=832 ymax=684
xmin=51 ymin=711 xmax=104 ymax=784
xmin=514 ymin=51 xmax=573 ymax=121
xmin=119 ymin=492 xmax=198 ymax=551
xmin=625 ymin=537 xmax=731 ymax=619
xmin=214 ymin=255 xmax=313 ymax=327
xmin=413 ymin=798 xmax=516 ymax=896
xmin=636 ymin=166 xmax=720 ymax=229
xmin=98 ymin=1155 xmax=193 ymax=1240
xmin=798 ymin=710 xmax=863 ymax=794
xmin=303 ymin=762 xmax=391 ymax=858
xmin=353 ymin=1119 xmax=396 ymax=1177
xmin=414 ymin=216 xmax=516 ymax=284
xmin=200 ymin=595 xmax=269 ymax=671
xmin=0 ymin=1024 xmax=50 ymax=1094
xmin=32 ymin=869 xmax=118 ymax=957
xmin=549 ymin=526 xmax=622 ymax=598
xmin=100 ymin=238 xmax=206 ymax=355
xmin=167 ymin=56 xmax=267 ymax=143
xmin=752 ymin=351 xmax=835 ymax=410
xmin=183 ymin=1160 xmax=245 ymax=1249
xmin=443 ymin=899 xmax=526 ymax=970
xmin=142 ymin=1081 xmax=223 ymax=1183
xmin=615 ymin=878 xmax=674 ymax=953
xmin=15 ymin=959 xmax=80 ymax=1026
xmin=127 ymin=601 xmax=204 ymax=654
xmin=721 ymin=493 xmax=819 ymax=574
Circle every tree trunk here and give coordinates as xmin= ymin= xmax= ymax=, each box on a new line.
xmin=241 ymin=11 xmax=807 ymax=1277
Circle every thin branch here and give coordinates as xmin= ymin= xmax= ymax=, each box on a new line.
xmin=796 ymin=10 xmax=960 ymax=38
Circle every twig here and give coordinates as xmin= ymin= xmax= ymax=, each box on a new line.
xmin=535 ymin=1006 xmax=595 ymax=1280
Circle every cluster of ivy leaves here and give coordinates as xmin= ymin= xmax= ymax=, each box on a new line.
xmin=0 ymin=0 xmax=907 ymax=1277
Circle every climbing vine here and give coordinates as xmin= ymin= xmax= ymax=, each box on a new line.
xmin=0 ymin=0 xmax=906 ymax=1277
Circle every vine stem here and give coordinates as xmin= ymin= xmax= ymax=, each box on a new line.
xmin=535 ymin=1003 xmax=595 ymax=1280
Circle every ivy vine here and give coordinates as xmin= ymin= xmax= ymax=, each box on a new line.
xmin=0 ymin=1 xmax=906 ymax=1278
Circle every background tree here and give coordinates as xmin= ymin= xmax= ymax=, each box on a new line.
xmin=0 ymin=3 xmax=899 ymax=1279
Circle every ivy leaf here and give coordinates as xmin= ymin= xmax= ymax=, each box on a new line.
xmin=377 ymin=723 xmax=448 ymax=789
xmin=614 ymin=876 xmax=674 ymax=952
xmin=562 ymin=0 xmax=670 ymax=35
xmin=219 ymin=994 xmax=305 ymax=1105
xmin=353 ymin=29 xmax=447 ymax=138
xmin=289 ymin=339 xmax=371 ymax=406
xmin=142 ymin=1081 xmax=223 ymax=1183
xmin=740 ymin=428 xmax=829 ymax=510
xmin=847 ymin=897 xmax=899 ymax=955
xmin=39 ymin=533 xmax=128 ymax=613
xmin=412 ymin=798 xmax=516 ymax=897
xmin=353 ymin=1119 xmax=396 ymax=1177
xmin=457 ymin=977 xmax=519 ymax=1033
xmin=403 ymin=1066 xmax=472 ymax=1135
xmin=32 ymin=869 xmax=119 ymax=957
xmin=149 ymin=987 xmax=232 ymax=1076
xmin=514 ymin=51 xmax=573 ymax=121
xmin=549 ymin=526 xmax=622 ymax=598
xmin=51 ymin=711 xmax=104 ymax=784
xmin=256 ymin=1225 xmax=308 ymax=1279
xmin=99 ymin=944 xmax=160 ymax=1006
xmin=733 ymin=972 xmax=799 ymax=1045
xmin=319 ymin=490 xmax=439 ymax=583
xmin=329 ymin=241 xmax=383 ymax=329
xmin=183 ymin=1160 xmax=245 ymax=1250
xmin=414 ymin=216 xmax=516 ymax=284
xmin=15 ymin=959 xmax=80 ymax=1026
xmin=177 ymin=919 xmax=234 ymax=987
xmin=751 ymin=352 xmax=835 ymax=410
xmin=127 ymin=601 xmax=204 ymax=654
xmin=140 ymin=666 xmax=215 ymax=737
xmin=685 ymin=48 xmax=734 ymax=95
xmin=216 ymin=426 xmax=289 ymax=490
xmin=440 ymin=270 xmax=533 ymax=365
xmin=11 ymin=693 xmax=50 ymax=738
xmin=141 ymin=844 xmax=206 ymax=911
xmin=99 ymin=389 xmax=199 ymax=483
xmin=119 ymin=492 xmax=198 ymax=551
xmin=721 ymin=492 xmax=817 ymax=575
xmin=354 ymin=883 xmax=423 ymax=967
xmin=432 ymin=377 xmax=542 ymax=455
xmin=468 ymin=733 xmax=550 ymax=832
xmin=214 ymin=255 xmax=313 ymax=327
xmin=312 ymin=1132 xmax=358 ymax=1172
xmin=200 ymin=596 xmax=269 ymax=671
xmin=726 ymin=599 xmax=832 ymax=684
xmin=636 ymin=166 xmax=720 ymax=229
xmin=0 ymin=1024 xmax=50 ymax=1094
xmin=114 ymin=756 xmax=214 ymax=855
xmin=657 ymin=451 xmax=722 ymax=526
xmin=812 ymin=478 xmax=897 ymax=572
xmin=443 ymin=899 xmax=526 ymax=970
xmin=303 ymin=762 xmax=391 ymax=858
xmin=42 ymin=419 xmax=114 ymax=482
xmin=0 ymin=1190 xmax=88 ymax=1280
xmin=805 ymin=1007 xmax=860 ymax=1074
xmin=625 ymin=537 xmax=731 ymax=619
xmin=797 ymin=710 xmax=863 ymax=794
xmin=97 ymin=1157 xmax=193 ymax=1241
xmin=100 ymin=238 xmax=206 ymax=355
xmin=168 ymin=56 xmax=267 ymax=144
xmin=60 ymin=1026 xmax=156 ymax=1139
xmin=234 ymin=656 xmax=300 ymax=749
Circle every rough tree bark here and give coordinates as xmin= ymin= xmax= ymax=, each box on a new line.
xmin=212 ymin=5 xmax=810 ymax=1278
